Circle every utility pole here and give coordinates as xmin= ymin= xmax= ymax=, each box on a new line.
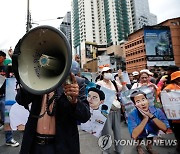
xmin=26 ymin=0 xmax=31 ymax=32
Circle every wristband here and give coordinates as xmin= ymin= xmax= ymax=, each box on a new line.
xmin=121 ymin=82 xmax=127 ymax=85
xmin=150 ymin=115 xmax=156 ymax=120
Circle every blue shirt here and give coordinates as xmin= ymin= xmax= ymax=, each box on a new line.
xmin=128 ymin=106 xmax=170 ymax=138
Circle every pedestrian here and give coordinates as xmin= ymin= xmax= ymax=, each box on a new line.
xmin=15 ymin=69 xmax=91 ymax=154
xmin=96 ymin=66 xmax=123 ymax=154
xmin=0 ymin=50 xmax=19 ymax=147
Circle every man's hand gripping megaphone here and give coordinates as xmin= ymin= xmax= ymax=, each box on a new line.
xmin=63 ymin=73 xmax=79 ymax=104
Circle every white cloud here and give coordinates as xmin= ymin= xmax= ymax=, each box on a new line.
xmin=148 ymin=0 xmax=180 ymax=23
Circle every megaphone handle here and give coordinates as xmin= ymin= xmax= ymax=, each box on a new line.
xmin=65 ymin=76 xmax=72 ymax=84
xmin=67 ymin=96 xmax=72 ymax=102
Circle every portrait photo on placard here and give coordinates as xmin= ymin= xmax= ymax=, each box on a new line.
xmin=80 ymin=82 xmax=115 ymax=137
xmin=121 ymin=85 xmax=170 ymax=139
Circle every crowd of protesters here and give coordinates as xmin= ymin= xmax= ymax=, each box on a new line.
xmin=90 ymin=64 xmax=180 ymax=154
xmin=0 ymin=50 xmax=179 ymax=154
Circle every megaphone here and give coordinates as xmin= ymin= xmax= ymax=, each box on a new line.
xmin=12 ymin=25 xmax=72 ymax=95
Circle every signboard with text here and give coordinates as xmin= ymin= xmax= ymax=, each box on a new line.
xmin=161 ymin=90 xmax=180 ymax=120
xmin=144 ymin=26 xmax=175 ymax=66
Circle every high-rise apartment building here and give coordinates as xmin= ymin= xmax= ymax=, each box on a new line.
xmin=127 ymin=0 xmax=157 ymax=33
xmin=71 ymin=0 xmax=129 ymax=67
xmin=60 ymin=12 xmax=72 ymax=46
xmin=71 ymin=0 xmax=157 ymax=68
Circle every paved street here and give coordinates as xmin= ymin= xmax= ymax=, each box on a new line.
xmin=0 ymin=122 xmax=179 ymax=154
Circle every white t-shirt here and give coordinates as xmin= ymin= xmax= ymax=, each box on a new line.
xmin=96 ymin=80 xmax=122 ymax=108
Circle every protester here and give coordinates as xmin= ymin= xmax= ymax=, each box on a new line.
xmin=15 ymin=60 xmax=91 ymax=153
xmin=128 ymin=90 xmax=170 ymax=154
xmin=128 ymin=73 xmax=134 ymax=85
xmin=114 ymin=70 xmax=129 ymax=123
xmin=148 ymin=71 xmax=156 ymax=84
xmin=96 ymin=66 xmax=123 ymax=154
xmin=132 ymin=71 xmax=139 ymax=85
xmin=165 ymin=66 xmax=179 ymax=84
xmin=131 ymin=69 xmax=156 ymax=89
xmin=164 ymin=71 xmax=180 ymax=152
xmin=156 ymin=66 xmax=179 ymax=91
xmin=0 ymin=50 xmax=19 ymax=147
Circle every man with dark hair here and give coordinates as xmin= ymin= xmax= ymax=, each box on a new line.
xmin=0 ymin=50 xmax=6 ymax=60
xmin=128 ymin=90 xmax=169 ymax=154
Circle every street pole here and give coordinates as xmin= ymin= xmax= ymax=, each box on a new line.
xmin=26 ymin=0 xmax=31 ymax=33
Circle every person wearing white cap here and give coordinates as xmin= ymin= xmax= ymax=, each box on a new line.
xmin=131 ymin=69 xmax=157 ymax=90
xmin=140 ymin=69 xmax=156 ymax=84
xmin=96 ymin=67 xmax=123 ymax=154
xmin=132 ymin=71 xmax=139 ymax=76
xmin=132 ymin=71 xmax=139 ymax=84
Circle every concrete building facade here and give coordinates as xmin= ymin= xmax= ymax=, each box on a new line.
xmin=160 ymin=18 xmax=180 ymax=67
xmin=60 ymin=12 xmax=71 ymax=46
xmin=125 ymin=17 xmax=180 ymax=73
xmin=127 ymin=0 xmax=157 ymax=33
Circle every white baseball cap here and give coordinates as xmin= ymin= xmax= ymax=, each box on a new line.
xmin=101 ymin=67 xmax=111 ymax=73
xmin=140 ymin=69 xmax=153 ymax=75
xmin=132 ymin=71 xmax=139 ymax=76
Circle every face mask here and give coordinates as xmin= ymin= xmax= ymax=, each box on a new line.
xmin=104 ymin=73 xmax=112 ymax=80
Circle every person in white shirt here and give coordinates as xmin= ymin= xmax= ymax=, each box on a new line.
xmin=96 ymin=67 xmax=123 ymax=154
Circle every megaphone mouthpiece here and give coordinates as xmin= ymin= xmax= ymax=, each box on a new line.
xmin=39 ymin=54 xmax=61 ymax=73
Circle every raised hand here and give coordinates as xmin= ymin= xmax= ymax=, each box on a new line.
xmin=63 ymin=73 xmax=79 ymax=104
xmin=8 ymin=47 xmax=13 ymax=58
xmin=118 ymin=69 xmax=122 ymax=78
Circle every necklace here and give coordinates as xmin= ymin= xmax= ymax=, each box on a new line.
xmin=46 ymin=91 xmax=57 ymax=116
xmin=31 ymin=91 xmax=58 ymax=119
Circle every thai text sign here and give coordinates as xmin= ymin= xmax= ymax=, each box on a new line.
xmin=161 ymin=90 xmax=180 ymax=120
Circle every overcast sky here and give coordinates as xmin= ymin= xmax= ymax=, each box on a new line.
xmin=0 ymin=0 xmax=179 ymax=50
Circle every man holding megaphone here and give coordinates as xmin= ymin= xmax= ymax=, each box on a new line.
xmin=12 ymin=26 xmax=91 ymax=154
xmin=15 ymin=67 xmax=90 ymax=154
